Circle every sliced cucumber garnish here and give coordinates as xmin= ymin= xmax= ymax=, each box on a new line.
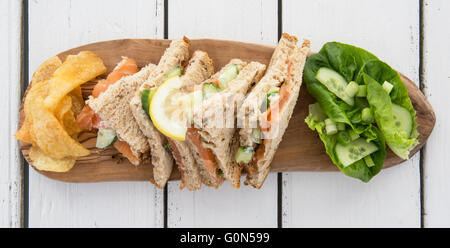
xmin=356 ymin=85 xmax=367 ymax=97
xmin=260 ymin=87 xmax=280 ymax=112
xmin=163 ymin=141 xmax=173 ymax=153
xmin=363 ymin=155 xmax=375 ymax=167
xmin=308 ymin=102 xmax=327 ymax=121
xmin=141 ymin=88 xmax=155 ymax=118
xmin=267 ymin=87 xmax=280 ymax=95
xmin=252 ymin=127 xmax=262 ymax=144
xmin=361 ymin=107 xmax=374 ymax=123
xmin=235 ymin=146 xmax=254 ymax=164
xmin=315 ymin=67 xmax=354 ymax=106
xmin=218 ymin=64 xmax=239 ymax=89
xmin=260 ymin=96 xmax=269 ymax=112
xmin=335 ymin=138 xmax=378 ymax=167
xmin=392 ymin=103 xmax=413 ymax=137
xmin=325 ymin=118 xmax=338 ymax=135
xmin=162 ymin=66 xmax=183 ymax=82
xmin=202 ymin=83 xmax=220 ymax=100
xmin=382 ymin=81 xmax=394 ymax=94
xmin=345 ymin=81 xmax=359 ymax=98
xmin=96 ymin=129 xmax=117 ymax=148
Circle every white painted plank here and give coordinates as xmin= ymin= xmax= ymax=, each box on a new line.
xmin=422 ymin=0 xmax=450 ymax=227
xmin=282 ymin=0 xmax=421 ymax=227
xmin=0 ymin=0 xmax=24 ymax=228
xmin=167 ymin=0 xmax=279 ymax=227
xmin=28 ymin=0 xmax=164 ymax=227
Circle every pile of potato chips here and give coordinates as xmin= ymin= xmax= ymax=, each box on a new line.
xmin=15 ymin=51 xmax=106 ymax=172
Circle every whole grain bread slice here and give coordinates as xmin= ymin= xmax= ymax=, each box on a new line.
xmin=166 ymin=50 xmax=215 ymax=191
xmin=188 ymin=60 xmax=266 ymax=188
xmin=242 ymin=35 xmax=310 ymax=189
xmin=129 ymin=38 xmax=191 ymax=188
xmin=87 ymin=63 xmax=156 ymax=165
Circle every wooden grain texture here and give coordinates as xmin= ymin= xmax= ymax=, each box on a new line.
xmin=0 ymin=0 xmax=23 ymax=228
xmin=282 ymin=0 xmax=423 ymax=227
xmin=19 ymin=39 xmax=434 ymax=180
xmin=167 ymin=0 xmax=279 ymax=227
xmin=28 ymin=0 xmax=164 ymax=227
xmin=422 ymin=0 xmax=450 ymax=227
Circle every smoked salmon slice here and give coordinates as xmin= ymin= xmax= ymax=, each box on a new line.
xmin=113 ymin=141 xmax=138 ymax=165
xmin=76 ymin=57 xmax=139 ymax=163
xmin=186 ymin=127 xmax=217 ymax=177
xmin=76 ymin=57 xmax=138 ymax=130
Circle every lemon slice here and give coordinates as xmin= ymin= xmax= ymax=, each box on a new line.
xmin=150 ymin=76 xmax=189 ymax=141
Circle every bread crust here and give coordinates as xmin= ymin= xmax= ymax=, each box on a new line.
xmin=189 ymin=60 xmax=266 ymax=188
xmin=166 ymin=50 xmax=215 ymax=191
xmin=87 ymin=63 xmax=156 ymax=165
xmin=237 ymin=35 xmax=311 ymax=188
xmin=168 ymin=139 xmax=202 ymax=191
xmin=130 ymin=38 xmax=191 ymax=188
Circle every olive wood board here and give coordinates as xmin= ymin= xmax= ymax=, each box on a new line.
xmin=19 ymin=39 xmax=436 ymax=183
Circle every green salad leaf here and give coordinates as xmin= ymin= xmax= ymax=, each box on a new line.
xmin=362 ymin=73 xmax=418 ymax=159
xmin=304 ymin=42 xmax=418 ymax=181
xmin=304 ymin=42 xmax=378 ymax=127
xmin=306 ymin=112 xmax=385 ymax=182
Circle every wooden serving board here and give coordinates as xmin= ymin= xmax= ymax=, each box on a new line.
xmin=19 ymin=39 xmax=436 ymax=183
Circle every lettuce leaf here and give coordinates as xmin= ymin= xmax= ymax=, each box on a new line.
xmin=362 ymin=73 xmax=418 ymax=159
xmin=304 ymin=42 xmax=379 ymax=127
xmin=306 ymin=112 xmax=385 ymax=182
xmin=304 ymin=42 xmax=418 ymax=181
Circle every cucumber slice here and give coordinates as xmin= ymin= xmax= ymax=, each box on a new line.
xmin=361 ymin=107 xmax=374 ymax=123
xmin=382 ymin=81 xmax=394 ymax=94
xmin=96 ymin=129 xmax=117 ymax=148
xmin=252 ymin=127 xmax=262 ymax=144
xmin=308 ymin=103 xmax=327 ymax=121
xmin=218 ymin=64 xmax=239 ymax=89
xmin=392 ymin=103 xmax=413 ymax=137
xmin=235 ymin=146 xmax=254 ymax=164
xmin=260 ymin=95 xmax=269 ymax=112
xmin=162 ymin=66 xmax=183 ymax=82
xmin=315 ymin=67 xmax=354 ymax=106
xmin=325 ymin=118 xmax=338 ymax=135
xmin=163 ymin=141 xmax=173 ymax=153
xmin=202 ymin=83 xmax=220 ymax=100
xmin=356 ymin=85 xmax=367 ymax=97
xmin=141 ymin=88 xmax=155 ymax=118
xmin=267 ymin=87 xmax=280 ymax=95
xmin=260 ymin=87 xmax=280 ymax=112
xmin=345 ymin=81 xmax=359 ymax=98
xmin=364 ymin=155 xmax=375 ymax=167
xmin=335 ymin=138 xmax=379 ymax=167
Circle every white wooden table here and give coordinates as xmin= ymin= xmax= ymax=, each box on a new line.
xmin=1 ymin=0 xmax=449 ymax=228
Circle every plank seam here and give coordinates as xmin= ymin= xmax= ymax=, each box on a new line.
xmin=418 ymin=0 xmax=425 ymax=228
xmin=21 ymin=0 xmax=29 ymax=228
xmin=277 ymin=0 xmax=283 ymax=229
xmin=164 ymin=0 xmax=168 ymax=40
xmin=163 ymin=0 xmax=169 ymax=229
